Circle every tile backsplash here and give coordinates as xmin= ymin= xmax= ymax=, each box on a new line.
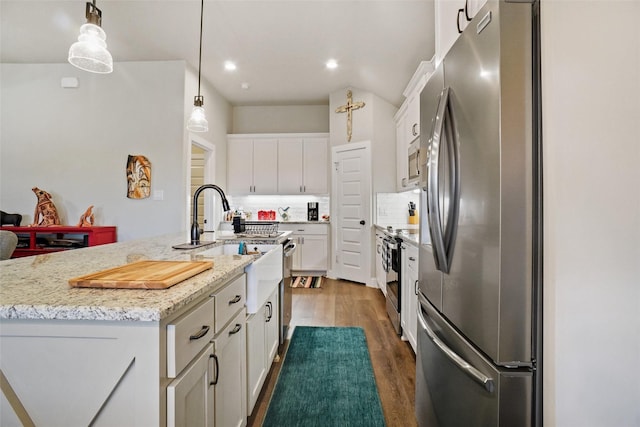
xmin=227 ymin=195 xmax=330 ymax=222
xmin=376 ymin=191 xmax=420 ymax=226
xmin=226 ymin=191 xmax=418 ymax=226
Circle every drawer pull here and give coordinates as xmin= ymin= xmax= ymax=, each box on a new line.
xmin=189 ymin=325 xmax=210 ymax=341
xmin=409 ymin=257 xmax=416 ymax=261
xmin=229 ymin=295 xmax=242 ymax=305
xmin=229 ymin=323 xmax=242 ymax=335
xmin=209 ymin=354 xmax=219 ymax=386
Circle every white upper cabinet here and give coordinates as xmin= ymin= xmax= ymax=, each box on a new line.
xmin=302 ymin=137 xmax=329 ymax=194
xmin=405 ymin=90 xmax=421 ymax=142
xmin=278 ymin=136 xmax=328 ymax=195
xmin=435 ymin=0 xmax=488 ymax=64
xmin=395 ymin=109 xmax=408 ymax=191
xmin=252 ymin=139 xmax=279 ymax=194
xmin=277 ymin=138 xmax=304 ymax=194
xmin=227 ymin=137 xmax=278 ymax=194
xmin=227 ymin=138 xmax=254 ymax=194
xmin=229 ymin=133 xmax=329 ymax=195
xmin=395 ymin=61 xmax=434 ymax=192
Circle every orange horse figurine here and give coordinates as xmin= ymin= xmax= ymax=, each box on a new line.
xmin=77 ymin=205 xmax=95 ymax=227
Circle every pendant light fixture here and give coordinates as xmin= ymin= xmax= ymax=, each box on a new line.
xmin=68 ymin=0 xmax=113 ymax=74
xmin=187 ymin=0 xmax=209 ymax=132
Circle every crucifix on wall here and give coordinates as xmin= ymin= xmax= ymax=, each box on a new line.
xmin=335 ymin=90 xmax=365 ymax=142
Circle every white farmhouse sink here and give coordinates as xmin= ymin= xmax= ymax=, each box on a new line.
xmin=244 ymin=245 xmax=282 ymax=313
xmin=199 ymin=244 xmax=283 ymax=314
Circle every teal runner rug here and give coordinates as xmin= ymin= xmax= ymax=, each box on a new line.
xmin=263 ymin=326 xmax=386 ymax=427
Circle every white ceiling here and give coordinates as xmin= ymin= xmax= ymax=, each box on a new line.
xmin=1 ymin=0 xmax=435 ymax=107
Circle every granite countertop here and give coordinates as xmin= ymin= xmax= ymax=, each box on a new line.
xmin=0 ymin=232 xmax=284 ymax=322
xmin=215 ymin=230 xmax=292 ymax=244
xmin=279 ymin=220 xmax=330 ymax=224
xmin=374 ymin=223 xmax=420 ymax=246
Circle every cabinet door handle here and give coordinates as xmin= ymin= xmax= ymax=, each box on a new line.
xmin=303 ymin=185 xmax=306 ymax=192
xmin=457 ymin=8 xmax=464 ymax=33
xmin=409 ymin=257 xmax=416 ymax=261
xmin=189 ymin=325 xmax=210 ymax=340
xmin=265 ymin=301 xmax=272 ymax=321
xmin=300 ymin=185 xmax=303 ymax=193
xmin=229 ymin=323 xmax=242 ymax=335
xmin=229 ymin=295 xmax=242 ymax=305
xmin=464 ymin=0 xmax=471 ymax=21
xmin=412 ymin=123 xmax=418 ymax=136
xmin=415 ymin=279 xmax=419 ymax=295
xmin=209 ymin=354 xmax=219 ymax=386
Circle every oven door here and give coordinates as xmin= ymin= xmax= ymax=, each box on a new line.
xmin=383 ymin=237 xmax=401 ymax=334
xmin=280 ymin=239 xmax=296 ymax=345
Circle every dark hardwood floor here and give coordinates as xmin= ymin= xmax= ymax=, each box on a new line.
xmin=247 ymin=278 xmax=418 ymax=427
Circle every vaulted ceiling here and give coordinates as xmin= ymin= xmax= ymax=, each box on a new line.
xmin=1 ymin=0 xmax=435 ymax=106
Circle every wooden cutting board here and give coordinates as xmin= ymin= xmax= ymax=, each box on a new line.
xmin=68 ymin=260 xmax=213 ymax=289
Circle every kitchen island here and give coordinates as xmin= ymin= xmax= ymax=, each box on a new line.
xmin=0 ymin=232 xmax=286 ymax=427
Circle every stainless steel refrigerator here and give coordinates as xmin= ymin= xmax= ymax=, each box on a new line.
xmin=415 ymin=0 xmax=542 ymax=425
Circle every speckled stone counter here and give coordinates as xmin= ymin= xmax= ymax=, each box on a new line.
xmin=374 ymin=223 xmax=420 ymax=245
xmin=0 ymin=232 xmax=278 ymax=322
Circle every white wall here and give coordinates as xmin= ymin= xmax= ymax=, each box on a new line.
xmin=232 ymin=105 xmax=329 ymax=133
xmin=0 ymin=60 xmax=231 ymax=241
xmin=329 ymin=87 xmax=397 ymax=193
xmin=541 ymin=1 xmax=640 ymax=426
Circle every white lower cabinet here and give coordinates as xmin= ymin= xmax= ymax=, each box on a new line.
xmin=298 ymin=235 xmax=328 ymax=271
xmin=265 ymin=288 xmax=280 ymax=363
xmin=167 ymin=272 xmax=247 ymax=427
xmin=246 ymin=312 xmax=267 ymax=415
xmin=213 ymin=309 xmax=247 ymax=427
xmin=246 ymin=287 xmax=279 ymax=416
xmin=279 ymin=223 xmax=329 ymax=272
xmin=0 ymin=266 xmax=277 ymax=427
xmin=167 ymin=343 xmax=215 ymax=427
xmin=401 ymin=243 xmax=419 ymax=353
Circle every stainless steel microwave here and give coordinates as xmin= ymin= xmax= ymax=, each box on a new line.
xmin=406 ymin=137 xmax=420 ymax=186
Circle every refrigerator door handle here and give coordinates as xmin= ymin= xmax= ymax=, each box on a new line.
xmin=427 ymin=87 xmax=461 ymax=274
xmin=427 ymin=88 xmax=450 ymax=273
xmin=417 ymin=299 xmax=495 ymax=393
xmin=441 ymin=89 xmax=461 ymax=271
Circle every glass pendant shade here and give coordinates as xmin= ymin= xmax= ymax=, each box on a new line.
xmin=187 ymin=105 xmax=209 ymax=132
xmin=68 ymin=23 xmax=113 ymax=74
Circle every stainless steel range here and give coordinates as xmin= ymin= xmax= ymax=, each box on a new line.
xmin=381 ymin=231 xmax=403 ymax=335
xmin=280 ymin=238 xmax=297 ymax=346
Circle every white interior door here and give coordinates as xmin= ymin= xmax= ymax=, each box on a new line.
xmin=331 ymin=141 xmax=372 ymax=284
xmin=188 ymin=134 xmax=216 ymax=232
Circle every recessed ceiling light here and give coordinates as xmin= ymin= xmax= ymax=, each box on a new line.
xmin=241 ymin=82 xmax=250 ymax=90
xmin=224 ymin=61 xmax=237 ymax=71
xmin=326 ymin=59 xmax=338 ymax=69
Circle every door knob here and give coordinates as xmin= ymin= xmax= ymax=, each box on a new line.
xmin=359 ymin=220 xmax=365 ymax=225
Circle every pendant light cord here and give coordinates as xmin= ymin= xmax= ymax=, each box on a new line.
xmin=197 ymin=0 xmax=204 ymax=98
